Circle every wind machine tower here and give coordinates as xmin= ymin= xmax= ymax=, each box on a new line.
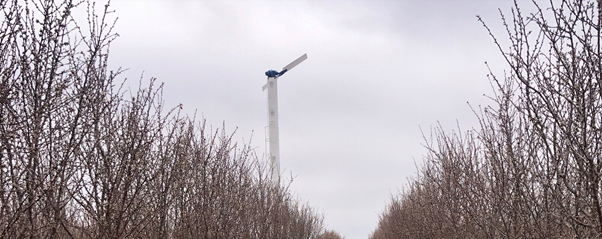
xmin=263 ymin=53 xmax=308 ymax=183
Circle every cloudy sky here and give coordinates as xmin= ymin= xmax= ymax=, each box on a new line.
xmin=103 ymin=0 xmax=520 ymax=238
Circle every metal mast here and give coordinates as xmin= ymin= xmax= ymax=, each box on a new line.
xmin=263 ymin=53 xmax=307 ymax=183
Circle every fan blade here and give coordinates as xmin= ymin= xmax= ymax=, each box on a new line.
xmin=282 ymin=53 xmax=308 ymax=71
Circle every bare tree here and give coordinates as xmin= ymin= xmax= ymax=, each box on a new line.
xmin=1 ymin=1 xmax=327 ymax=239
xmin=371 ymin=0 xmax=602 ymax=238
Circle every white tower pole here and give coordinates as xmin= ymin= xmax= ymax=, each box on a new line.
xmin=263 ymin=53 xmax=307 ymax=183
xmin=266 ymin=76 xmax=281 ymax=183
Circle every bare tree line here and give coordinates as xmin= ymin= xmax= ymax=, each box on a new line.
xmin=0 ymin=0 xmax=328 ymax=238
xmin=371 ymin=0 xmax=602 ymax=238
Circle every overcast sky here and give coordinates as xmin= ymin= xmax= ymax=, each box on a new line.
xmin=104 ymin=0 xmax=519 ymax=238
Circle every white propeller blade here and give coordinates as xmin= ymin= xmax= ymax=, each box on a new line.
xmin=282 ymin=53 xmax=308 ymax=71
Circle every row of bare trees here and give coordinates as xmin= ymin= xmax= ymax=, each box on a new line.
xmin=371 ymin=0 xmax=602 ymax=238
xmin=0 ymin=0 xmax=326 ymax=238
